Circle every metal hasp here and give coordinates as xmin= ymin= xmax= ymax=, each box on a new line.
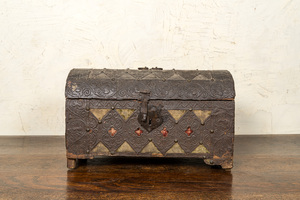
xmin=138 ymin=91 xmax=163 ymax=132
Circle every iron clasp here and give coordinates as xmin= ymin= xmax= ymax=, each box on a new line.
xmin=138 ymin=91 xmax=163 ymax=132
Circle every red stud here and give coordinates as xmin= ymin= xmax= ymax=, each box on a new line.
xmin=108 ymin=127 xmax=117 ymax=136
xmin=161 ymin=127 xmax=168 ymax=137
xmin=135 ymin=128 xmax=143 ymax=136
xmin=185 ymin=127 xmax=193 ymax=136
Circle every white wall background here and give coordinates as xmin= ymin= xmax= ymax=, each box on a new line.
xmin=0 ymin=0 xmax=299 ymax=135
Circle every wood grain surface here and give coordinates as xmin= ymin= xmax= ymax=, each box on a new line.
xmin=0 ymin=135 xmax=300 ymax=200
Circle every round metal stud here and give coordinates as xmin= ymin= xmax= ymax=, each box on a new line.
xmin=203 ymin=156 xmax=206 ymax=159
xmin=201 ymin=123 xmax=205 ymax=126
xmin=86 ymin=150 xmax=90 ymax=153
xmin=86 ymin=107 xmax=90 ymax=111
xmin=210 ymin=160 xmax=214 ymax=164
xmin=174 ymin=139 xmax=178 ymax=143
xmin=98 ymin=120 xmax=102 ymax=124
xmin=148 ymin=138 xmax=152 ymax=142
xmin=210 ymin=130 xmax=214 ymax=133
xmin=111 ymin=106 xmax=115 ymax=110
xmin=199 ymin=141 xmax=203 ymax=145
xmin=175 ymin=121 xmax=179 ymax=124
xmin=189 ymin=108 xmax=193 ymax=111
xmin=86 ymin=128 xmax=90 ymax=132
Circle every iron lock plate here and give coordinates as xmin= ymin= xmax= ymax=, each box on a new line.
xmin=138 ymin=91 xmax=163 ymax=132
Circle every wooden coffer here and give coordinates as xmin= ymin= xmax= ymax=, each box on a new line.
xmin=65 ymin=68 xmax=235 ymax=169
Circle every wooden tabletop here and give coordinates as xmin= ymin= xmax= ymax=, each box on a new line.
xmin=0 ymin=135 xmax=300 ymax=200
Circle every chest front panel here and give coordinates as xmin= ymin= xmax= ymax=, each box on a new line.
xmin=66 ymin=99 xmax=234 ymax=159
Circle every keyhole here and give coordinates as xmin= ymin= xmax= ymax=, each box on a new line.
xmin=149 ymin=118 xmax=152 ymax=126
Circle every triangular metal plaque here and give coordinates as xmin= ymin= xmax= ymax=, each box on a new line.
xmin=167 ymin=74 xmax=186 ymax=80
xmin=116 ymin=141 xmax=135 ymax=153
xmin=168 ymin=110 xmax=187 ymax=122
xmin=95 ymin=72 xmax=110 ymax=79
xmin=192 ymin=74 xmax=210 ymax=80
xmin=193 ymin=110 xmax=211 ymax=124
xmin=192 ymin=145 xmax=209 ymax=154
xmin=166 ymin=143 xmax=185 ymax=154
xmin=116 ymin=109 xmax=135 ymax=121
xmin=90 ymin=109 xmax=111 ymax=120
xmin=119 ymin=73 xmax=135 ymax=79
xmin=142 ymin=73 xmax=159 ymax=80
xmin=141 ymin=142 xmax=160 ymax=153
xmin=91 ymin=142 xmax=110 ymax=153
